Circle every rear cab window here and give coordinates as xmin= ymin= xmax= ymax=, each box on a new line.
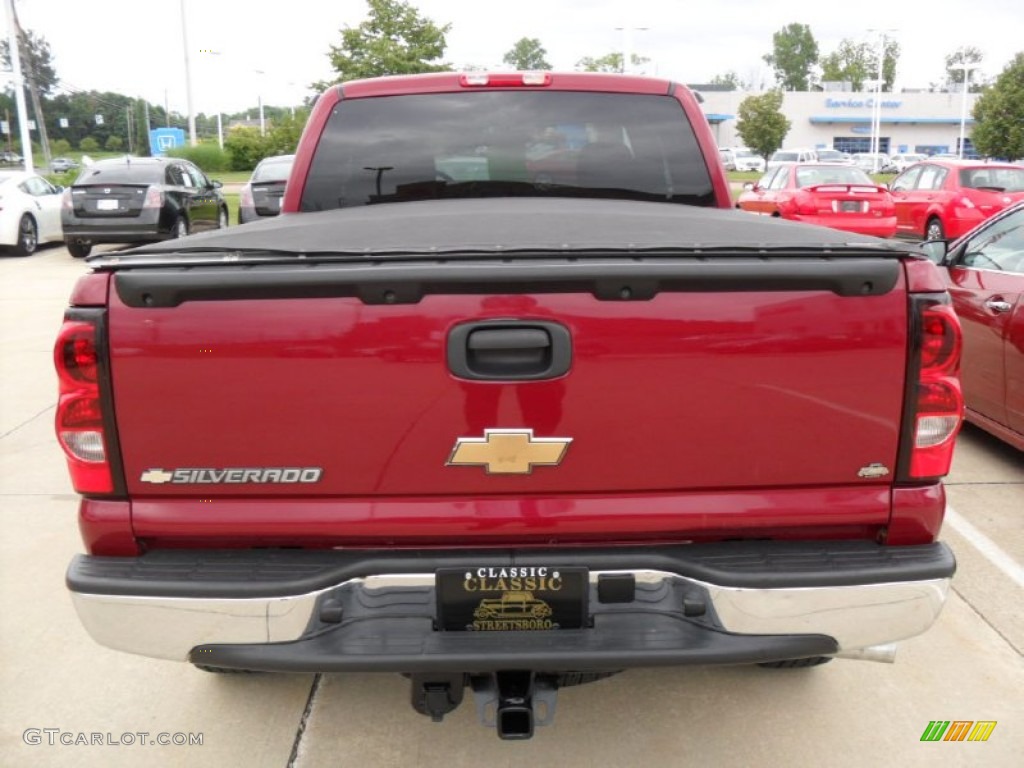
xmin=300 ymin=91 xmax=716 ymax=212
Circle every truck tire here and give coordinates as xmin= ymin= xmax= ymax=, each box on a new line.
xmin=65 ymin=238 xmax=92 ymax=259
xmin=757 ymin=656 xmax=833 ymax=669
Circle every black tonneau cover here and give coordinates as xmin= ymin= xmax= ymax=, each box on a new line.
xmin=90 ymin=198 xmax=919 ymax=267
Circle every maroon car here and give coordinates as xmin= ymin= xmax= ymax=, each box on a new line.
xmin=737 ymin=163 xmax=896 ymax=237
xmin=891 ymin=160 xmax=1024 ymax=241
xmin=924 ymin=201 xmax=1024 ymax=450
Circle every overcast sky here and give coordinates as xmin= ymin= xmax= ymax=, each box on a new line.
xmin=3 ymin=0 xmax=1021 ymax=115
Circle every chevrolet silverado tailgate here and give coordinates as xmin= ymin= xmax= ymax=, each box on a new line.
xmin=98 ymin=201 xmax=913 ymax=542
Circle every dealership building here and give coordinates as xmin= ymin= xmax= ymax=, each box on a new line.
xmin=699 ymin=89 xmax=981 ymax=157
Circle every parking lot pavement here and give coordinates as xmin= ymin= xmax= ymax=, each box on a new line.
xmin=1 ymin=246 xmax=1022 ymax=766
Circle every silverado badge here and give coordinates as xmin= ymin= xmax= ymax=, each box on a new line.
xmin=446 ymin=429 xmax=571 ymax=475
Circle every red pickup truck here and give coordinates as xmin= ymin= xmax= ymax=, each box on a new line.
xmin=57 ymin=72 xmax=962 ymax=740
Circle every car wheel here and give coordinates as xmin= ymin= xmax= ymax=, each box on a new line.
xmin=13 ymin=215 xmax=37 ymax=256
xmin=65 ymin=239 xmax=93 ymax=259
xmin=172 ymin=217 xmax=190 ymax=239
xmin=757 ymin=656 xmax=834 ymax=669
xmin=925 ymin=217 xmax=945 ymax=241
xmin=218 ymin=207 xmax=229 ymax=229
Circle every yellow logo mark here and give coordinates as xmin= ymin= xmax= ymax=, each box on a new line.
xmin=447 ymin=429 xmax=571 ymax=474
xmin=140 ymin=469 xmax=173 ymax=484
xmin=474 ymin=591 xmax=553 ymax=621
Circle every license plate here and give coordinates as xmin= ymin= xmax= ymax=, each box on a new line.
xmin=436 ymin=567 xmax=588 ymax=631
xmin=835 ymin=200 xmax=863 ymax=213
xmin=96 ymin=199 xmax=119 ymax=211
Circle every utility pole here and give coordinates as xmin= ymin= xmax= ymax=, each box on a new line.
xmin=179 ymin=0 xmax=196 ymax=145
xmin=614 ymin=26 xmax=649 ymax=74
xmin=4 ymin=0 xmax=37 ymax=171
xmin=867 ymin=28 xmax=897 ymax=172
xmin=143 ymin=100 xmax=151 ymax=155
xmin=11 ymin=2 xmax=52 ymax=167
xmin=955 ymin=49 xmax=980 ymax=159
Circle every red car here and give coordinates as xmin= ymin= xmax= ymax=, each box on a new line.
xmin=737 ymin=163 xmax=896 ymax=237
xmin=890 ymin=160 xmax=1024 ymax=241
xmin=924 ymin=201 xmax=1024 ymax=451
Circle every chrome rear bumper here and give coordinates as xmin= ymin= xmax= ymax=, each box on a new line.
xmin=70 ymin=567 xmax=951 ymax=664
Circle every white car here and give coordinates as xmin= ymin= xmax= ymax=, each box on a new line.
xmin=889 ymin=153 xmax=927 ymax=173
xmin=0 ymin=171 xmax=65 ymax=256
xmin=815 ymin=149 xmax=855 ymax=166
xmin=767 ymin=148 xmax=818 ymax=169
xmin=719 ymin=147 xmax=766 ymax=173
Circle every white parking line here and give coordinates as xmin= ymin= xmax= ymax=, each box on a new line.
xmin=945 ymin=505 xmax=1024 ymax=589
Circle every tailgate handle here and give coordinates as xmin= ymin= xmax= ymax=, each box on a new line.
xmin=448 ymin=322 xmax=572 ymax=381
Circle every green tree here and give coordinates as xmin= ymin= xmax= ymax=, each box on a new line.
xmin=945 ymin=47 xmax=985 ymax=92
xmin=735 ymin=90 xmax=791 ymax=160
xmin=709 ymin=71 xmax=743 ymax=90
xmin=79 ymin=136 xmax=99 ymax=152
xmin=971 ymin=53 xmax=1024 ymax=161
xmin=224 ymin=126 xmax=271 ymax=171
xmin=105 ymin=135 xmax=123 ymax=151
xmin=762 ymin=24 xmax=818 ymax=91
xmin=575 ymin=52 xmax=649 ymax=73
xmin=821 ymin=38 xmax=900 ymax=92
xmin=1 ymin=29 xmax=59 ymax=97
xmin=51 ymin=138 xmax=71 ymax=155
xmin=316 ymin=0 xmax=450 ymax=88
xmin=265 ymin=109 xmax=310 ymax=155
xmin=502 ymin=37 xmax=551 ymax=70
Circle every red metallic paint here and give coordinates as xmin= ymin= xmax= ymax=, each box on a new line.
xmin=101 ymin=270 xmax=921 ymax=546
xmin=281 ymin=72 xmax=731 ymax=215
xmin=130 ymin=486 xmax=890 ymax=549
xmin=891 ymin=161 xmax=1024 ymax=240
xmin=737 ymin=164 xmax=896 ymax=237
xmin=886 ymin=484 xmax=946 ymax=545
xmin=903 ymin=258 xmax=948 ymax=294
xmin=79 ymin=499 xmax=139 ymax=556
xmin=69 ymin=272 xmax=110 ymax=307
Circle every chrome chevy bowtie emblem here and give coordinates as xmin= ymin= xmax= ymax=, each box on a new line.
xmin=447 ymin=429 xmax=572 ymax=474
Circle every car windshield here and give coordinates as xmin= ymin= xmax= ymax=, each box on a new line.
xmin=816 ymin=150 xmax=844 ymax=161
xmin=959 ymin=167 xmax=1024 ymax=192
xmin=736 ymin=150 xmax=759 ymax=159
xmin=73 ymin=164 xmax=163 ymax=185
xmin=795 ymin=167 xmax=874 ymax=188
xmin=252 ymin=158 xmax=294 ymax=183
xmin=772 ymin=152 xmax=800 ymax=162
xmin=300 ymin=91 xmax=716 ymax=211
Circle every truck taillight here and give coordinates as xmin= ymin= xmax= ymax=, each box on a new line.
xmin=54 ymin=313 xmax=114 ymax=494
xmin=240 ymin=183 xmax=254 ymax=209
xmin=62 ymin=188 xmax=74 ymax=211
xmin=899 ymin=297 xmax=963 ymax=481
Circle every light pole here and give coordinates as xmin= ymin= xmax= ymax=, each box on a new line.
xmin=179 ymin=0 xmax=196 ymax=146
xmin=3 ymin=0 xmax=33 ymax=172
xmin=255 ymin=70 xmax=266 ymax=136
xmin=867 ymin=28 xmax=897 ymax=173
xmin=200 ymin=51 xmax=226 ymax=149
xmin=955 ymin=49 xmax=980 ymax=159
xmin=614 ymin=26 xmax=649 ymax=74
